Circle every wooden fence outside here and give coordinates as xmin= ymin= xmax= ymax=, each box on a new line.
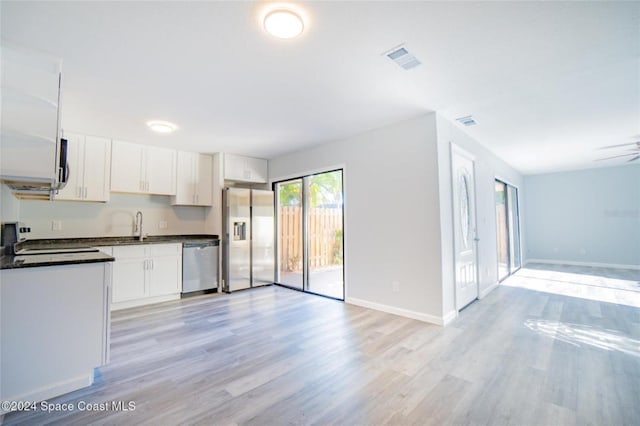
xmin=278 ymin=206 xmax=343 ymax=272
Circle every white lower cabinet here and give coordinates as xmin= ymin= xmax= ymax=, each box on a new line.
xmin=112 ymin=256 xmax=147 ymax=302
xmin=107 ymin=243 xmax=182 ymax=310
xmin=149 ymin=255 xmax=182 ymax=296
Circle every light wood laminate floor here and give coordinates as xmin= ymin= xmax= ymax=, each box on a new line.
xmin=3 ymin=266 xmax=640 ymax=425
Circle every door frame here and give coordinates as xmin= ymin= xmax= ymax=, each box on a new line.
xmin=450 ymin=142 xmax=480 ymax=311
xmin=272 ymin=166 xmax=346 ymax=301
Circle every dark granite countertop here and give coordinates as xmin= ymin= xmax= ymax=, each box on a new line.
xmin=1 ymin=251 xmax=115 ymax=270
xmin=15 ymin=234 xmax=219 ymax=252
xmin=1 ymin=234 xmax=217 ymax=270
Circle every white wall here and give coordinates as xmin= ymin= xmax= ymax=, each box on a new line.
xmin=523 ymin=164 xmax=640 ymax=268
xmin=1 ymin=185 xmax=20 ymax=223
xmin=16 ymin=193 xmax=207 ymax=239
xmin=435 ymin=114 xmax=524 ymax=318
xmin=269 ymin=114 xmax=447 ymax=324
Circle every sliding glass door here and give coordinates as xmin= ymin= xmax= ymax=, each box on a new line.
xmin=496 ymin=181 xmax=510 ymax=280
xmin=275 ymin=170 xmax=344 ymax=300
xmin=507 ymin=185 xmax=522 ymax=272
xmin=276 ymin=179 xmax=304 ymax=289
xmin=495 ymin=180 xmax=521 ymax=281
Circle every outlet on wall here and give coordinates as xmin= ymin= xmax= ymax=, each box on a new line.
xmin=51 ymin=220 xmax=62 ymax=231
xmin=392 ymin=281 xmax=400 ymax=293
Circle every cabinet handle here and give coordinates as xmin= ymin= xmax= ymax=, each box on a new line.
xmin=146 ymin=181 xmax=149 ymax=192
xmin=84 ymin=187 xmax=88 ymax=198
xmin=77 ymin=186 xmax=82 ymax=198
xmin=150 ymin=259 xmax=154 ymax=270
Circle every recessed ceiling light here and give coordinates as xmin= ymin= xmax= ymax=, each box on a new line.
xmin=264 ymin=9 xmax=304 ymax=39
xmin=147 ymin=120 xmax=178 ymax=133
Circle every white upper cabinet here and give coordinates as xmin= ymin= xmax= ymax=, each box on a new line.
xmin=173 ymin=151 xmax=194 ymax=205
xmin=172 ymin=151 xmax=213 ymax=206
xmin=109 ymin=141 xmax=144 ymax=193
xmin=146 ymin=146 xmax=177 ymax=195
xmin=55 ymin=133 xmax=111 ymax=202
xmin=224 ymin=153 xmax=268 ymax=183
xmin=110 ymin=140 xmax=176 ymax=195
xmin=0 ymin=44 xmax=62 ymax=183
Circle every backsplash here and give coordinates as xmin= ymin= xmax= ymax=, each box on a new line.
xmin=17 ymin=193 xmax=207 ymax=239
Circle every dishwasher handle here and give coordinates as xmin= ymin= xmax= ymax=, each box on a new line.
xmin=183 ymin=240 xmax=220 ymax=248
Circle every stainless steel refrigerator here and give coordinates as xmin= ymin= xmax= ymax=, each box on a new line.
xmin=222 ymin=187 xmax=275 ymax=292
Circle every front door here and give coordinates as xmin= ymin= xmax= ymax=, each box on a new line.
xmin=451 ymin=144 xmax=479 ymax=310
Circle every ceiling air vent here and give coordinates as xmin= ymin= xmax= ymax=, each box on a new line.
xmin=456 ymin=115 xmax=478 ymax=126
xmin=384 ymin=45 xmax=421 ymax=70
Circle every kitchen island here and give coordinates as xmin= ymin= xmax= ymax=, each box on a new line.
xmin=0 ymin=251 xmax=113 ymax=412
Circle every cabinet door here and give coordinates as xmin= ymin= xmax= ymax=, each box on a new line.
xmin=148 ymin=255 xmax=182 ymax=296
xmin=172 ymin=151 xmax=196 ymax=205
xmin=195 ymin=154 xmax=213 ymax=205
xmin=245 ymin=157 xmax=268 ymax=183
xmin=55 ymin=133 xmax=84 ymax=200
xmin=146 ymin=146 xmax=177 ymax=195
xmin=110 ymin=140 xmax=145 ymax=193
xmin=223 ymin=153 xmax=246 ymax=181
xmin=111 ymin=257 xmax=147 ymax=302
xmin=83 ymin=135 xmax=111 ymax=202
xmin=224 ymin=153 xmax=268 ymax=183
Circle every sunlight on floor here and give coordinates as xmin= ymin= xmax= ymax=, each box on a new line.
xmin=525 ymin=319 xmax=640 ymax=358
xmin=503 ymin=263 xmax=640 ymax=308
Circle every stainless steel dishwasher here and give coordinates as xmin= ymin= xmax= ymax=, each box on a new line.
xmin=182 ymin=240 xmax=219 ymax=294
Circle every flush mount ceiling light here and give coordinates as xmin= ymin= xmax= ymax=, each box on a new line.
xmin=263 ymin=9 xmax=304 ymax=39
xmin=146 ymin=120 xmax=178 ymax=133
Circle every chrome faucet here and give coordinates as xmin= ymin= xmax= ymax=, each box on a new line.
xmin=135 ymin=211 xmax=145 ymax=241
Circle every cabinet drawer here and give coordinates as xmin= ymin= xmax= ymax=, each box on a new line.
xmin=149 ymin=243 xmax=181 ymax=257
xmin=112 ymin=245 xmax=147 ymax=259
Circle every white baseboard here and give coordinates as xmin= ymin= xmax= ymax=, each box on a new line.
xmin=345 ymin=297 xmax=446 ymax=326
xmin=0 ymin=373 xmax=93 ymax=415
xmin=111 ymin=293 xmax=180 ymax=311
xmin=479 ymin=282 xmax=499 ymax=299
xmin=525 ymin=259 xmax=640 ymax=271
xmin=442 ymin=310 xmax=458 ymax=326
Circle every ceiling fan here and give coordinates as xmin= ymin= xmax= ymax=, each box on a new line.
xmin=595 ymin=139 xmax=640 ymax=163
